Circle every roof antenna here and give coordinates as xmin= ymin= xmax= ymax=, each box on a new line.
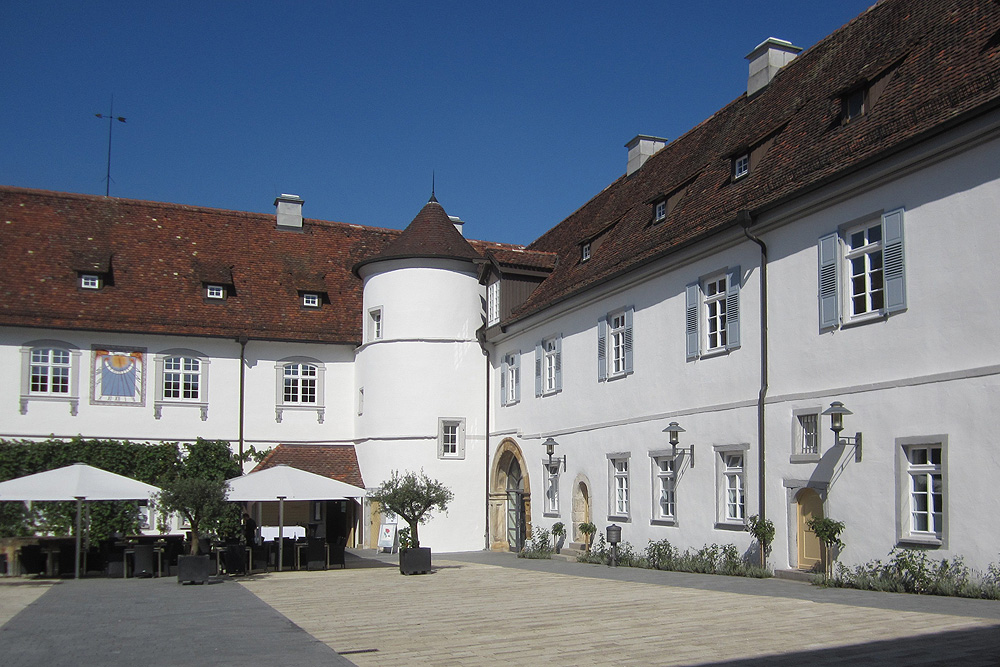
xmin=94 ymin=94 xmax=127 ymax=197
xmin=429 ymin=171 xmax=438 ymax=203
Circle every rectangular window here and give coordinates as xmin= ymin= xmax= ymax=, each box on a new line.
xmin=206 ymin=284 xmax=225 ymax=300
xmin=80 ymin=274 xmax=101 ymax=289
xmin=163 ymin=356 xmax=200 ymax=401
xmin=545 ymin=339 xmax=558 ymax=392
xmin=598 ymin=307 xmax=633 ymax=380
xmin=438 ymin=418 xmax=466 ymax=459
xmin=843 ymin=88 xmax=866 ymax=123
xmin=907 ymin=445 xmax=943 ymax=537
xmin=30 ymin=348 xmax=71 ymax=394
xmin=283 ymin=363 xmax=317 ymax=403
xmin=686 ymin=268 xmax=740 ymax=360
xmin=501 ymin=351 xmax=520 ymax=406
xmin=799 ymin=414 xmax=818 ymax=455
xmin=302 ymin=293 xmax=320 ymax=308
xmin=846 ymin=221 xmax=885 ymax=318
xmin=656 ymin=457 xmax=676 ymax=521
xmin=369 ymin=307 xmax=383 ymax=341
xmin=654 ymin=200 xmax=667 ymax=222
xmin=545 ymin=464 xmax=560 ymax=514
xmin=535 ymin=336 xmax=562 ymax=396
xmin=733 ymin=154 xmax=749 ymax=180
xmin=609 ymin=457 xmax=630 ymax=517
xmin=724 ymin=453 xmax=745 ymax=522
xmin=487 ymin=281 xmax=500 ymax=325
xmin=581 ymin=243 xmax=591 ymax=262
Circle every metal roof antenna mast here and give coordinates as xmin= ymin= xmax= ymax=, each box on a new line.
xmin=430 ymin=170 xmax=438 ymax=203
xmin=94 ymin=95 xmax=127 ymax=197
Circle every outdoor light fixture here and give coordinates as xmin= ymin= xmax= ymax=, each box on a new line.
xmin=542 ymin=437 xmax=567 ymax=472
xmin=662 ymin=421 xmax=694 ymax=468
xmin=606 ymin=524 xmax=622 ymax=567
xmin=822 ymin=401 xmax=863 ymax=462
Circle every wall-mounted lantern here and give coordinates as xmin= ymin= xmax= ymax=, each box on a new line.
xmin=822 ymin=401 xmax=862 ymax=462
xmin=542 ymin=437 xmax=567 ymax=473
xmin=662 ymin=421 xmax=693 ymax=468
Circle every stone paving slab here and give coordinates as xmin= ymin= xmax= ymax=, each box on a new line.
xmin=240 ymin=555 xmax=1000 ymax=666
xmin=0 ymin=580 xmax=53 ymax=627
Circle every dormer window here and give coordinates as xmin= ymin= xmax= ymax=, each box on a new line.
xmin=733 ymin=154 xmax=749 ymax=180
xmin=654 ymin=200 xmax=667 ymax=223
xmin=487 ymin=281 xmax=500 ymax=325
xmin=206 ymin=284 xmax=226 ymax=300
xmin=302 ymin=293 xmax=320 ymax=308
xmin=842 ymin=87 xmax=866 ymax=123
xmin=80 ymin=274 xmax=101 ymax=290
xmin=581 ymin=243 xmax=591 ymax=262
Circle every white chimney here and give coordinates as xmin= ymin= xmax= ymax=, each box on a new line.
xmin=449 ymin=215 xmax=465 ymax=236
xmin=625 ymin=135 xmax=668 ymax=177
xmin=274 ymin=194 xmax=304 ymax=229
xmin=746 ymin=38 xmax=802 ymax=97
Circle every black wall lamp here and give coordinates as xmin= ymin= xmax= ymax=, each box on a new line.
xmin=822 ymin=401 xmax=862 ymax=462
xmin=663 ymin=421 xmax=693 ymax=467
xmin=542 ymin=437 xmax=567 ymax=472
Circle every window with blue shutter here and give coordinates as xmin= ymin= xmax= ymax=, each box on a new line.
xmin=597 ymin=317 xmax=607 ymax=381
xmin=535 ymin=341 xmax=543 ymax=397
xmin=818 ymin=232 xmax=840 ymax=330
xmin=882 ymin=208 xmax=906 ymax=313
xmin=685 ymin=282 xmax=700 ymax=360
xmin=500 ymin=355 xmax=508 ymax=406
xmin=725 ymin=267 xmax=740 ymax=351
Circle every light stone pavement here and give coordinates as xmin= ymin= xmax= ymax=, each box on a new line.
xmin=0 ymin=580 xmax=53 ymax=627
xmin=239 ymin=555 xmax=1000 ymax=666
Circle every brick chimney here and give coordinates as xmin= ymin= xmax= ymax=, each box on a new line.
xmin=274 ymin=194 xmax=304 ymax=229
xmin=746 ymin=38 xmax=802 ymax=97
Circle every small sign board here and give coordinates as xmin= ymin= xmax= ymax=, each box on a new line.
xmin=378 ymin=523 xmax=398 ymax=552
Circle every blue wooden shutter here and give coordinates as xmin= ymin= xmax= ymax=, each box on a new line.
xmin=725 ymin=267 xmax=741 ymax=351
xmin=818 ymin=232 xmax=840 ymax=330
xmin=554 ymin=336 xmax=562 ymax=391
xmin=882 ymin=208 xmax=906 ymax=313
xmin=624 ymin=306 xmax=634 ymax=373
xmin=513 ymin=351 xmax=521 ymax=402
xmin=500 ymin=355 xmax=508 ymax=406
xmin=597 ymin=316 xmax=608 ymax=381
xmin=685 ymin=282 xmax=700 ymax=360
xmin=534 ymin=342 xmax=543 ymax=397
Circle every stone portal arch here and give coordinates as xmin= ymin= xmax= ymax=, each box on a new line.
xmin=571 ymin=475 xmax=592 ymax=545
xmin=489 ymin=438 xmax=531 ymax=551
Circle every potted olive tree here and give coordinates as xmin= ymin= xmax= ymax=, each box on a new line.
xmin=551 ymin=522 xmax=566 ymax=554
xmin=369 ymin=470 xmax=453 ymax=575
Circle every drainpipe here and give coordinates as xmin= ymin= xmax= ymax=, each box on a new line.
xmin=741 ymin=212 xmax=768 ymax=522
xmin=237 ymin=335 xmax=249 ymax=464
xmin=477 ymin=328 xmax=491 ymax=551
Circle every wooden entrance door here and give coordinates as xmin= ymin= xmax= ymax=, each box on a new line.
xmin=797 ymin=488 xmax=823 ymax=570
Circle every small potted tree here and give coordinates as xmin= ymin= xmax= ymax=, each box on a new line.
xmin=579 ymin=521 xmax=596 ymax=552
xmin=157 ymin=476 xmax=230 ymax=584
xmin=369 ymin=470 xmax=453 ymax=575
xmin=746 ymin=514 xmax=775 ymax=569
xmin=807 ymin=516 xmax=846 ymax=579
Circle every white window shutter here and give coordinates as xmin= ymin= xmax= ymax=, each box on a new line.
xmin=725 ymin=267 xmax=741 ymax=351
xmin=500 ymin=355 xmax=508 ymax=407
xmin=554 ymin=336 xmax=563 ymax=391
xmin=882 ymin=208 xmax=906 ymax=313
xmin=513 ymin=351 xmax=521 ymax=402
xmin=624 ymin=306 xmax=634 ymax=373
xmin=818 ymin=232 xmax=840 ymax=330
xmin=535 ymin=342 xmax=543 ymax=397
xmin=685 ymin=282 xmax=700 ymax=360
xmin=597 ymin=316 xmax=608 ymax=381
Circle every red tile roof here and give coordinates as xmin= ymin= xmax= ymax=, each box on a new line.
xmin=251 ymin=444 xmax=364 ymax=488
xmin=507 ymin=0 xmax=1000 ymax=324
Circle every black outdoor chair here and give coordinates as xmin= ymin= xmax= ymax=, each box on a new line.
xmin=328 ymin=537 xmax=346 ymax=569
xmin=132 ymin=544 xmax=155 ymax=577
xmin=222 ymin=543 xmax=247 ymax=575
xmin=306 ymin=537 xmax=326 ymax=571
xmin=18 ymin=544 xmax=44 ymax=576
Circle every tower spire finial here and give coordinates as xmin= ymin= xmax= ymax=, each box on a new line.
xmin=429 ymin=171 xmax=438 ymax=203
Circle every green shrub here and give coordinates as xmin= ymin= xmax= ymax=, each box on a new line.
xmin=579 ymin=535 xmax=771 ymax=578
xmin=826 ymin=549 xmax=1000 ymax=600
xmin=518 ymin=527 xmax=553 ymax=559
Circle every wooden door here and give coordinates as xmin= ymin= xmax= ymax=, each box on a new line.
xmin=797 ymin=488 xmax=823 ymax=570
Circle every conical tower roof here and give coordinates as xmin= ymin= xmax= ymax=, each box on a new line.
xmin=353 ymin=197 xmax=481 ymax=275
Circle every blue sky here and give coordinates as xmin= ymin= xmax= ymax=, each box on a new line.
xmin=2 ymin=1 xmax=875 ymax=245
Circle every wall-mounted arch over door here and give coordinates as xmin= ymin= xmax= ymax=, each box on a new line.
xmin=489 ymin=438 xmax=531 ymax=551
xmin=572 ymin=476 xmax=591 ymax=545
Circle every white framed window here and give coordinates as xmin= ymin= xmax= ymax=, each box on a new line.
xmin=80 ymin=274 xmax=101 ymax=289
xmin=534 ymin=335 xmax=562 ymax=396
xmin=500 ymin=351 xmax=520 ymax=406
xmin=544 ymin=463 xmax=560 ymax=515
xmin=274 ymin=358 xmax=325 ymax=423
xmin=714 ymin=444 xmax=748 ymax=527
xmin=654 ymin=455 xmax=676 ymax=522
xmin=598 ymin=307 xmax=634 ymax=381
xmin=733 ymin=154 xmax=749 ymax=180
xmin=654 ymin=200 xmax=667 ymax=222
xmin=206 ymin=284 xmax=225 ymax=300
xmin=819 ymin=208 xmax=906 ymax=330
xmin=438 ymin=418 xmax=466 ymax=459
xmin=302 ymin=293 xmax=320 ymax=308
xmin=19 ymin=341 xmax=82 ymax=415
xmin=896 ymin=439 xmax=946 ymax=545
xmin=798 ymin=414 xmax=819 ymax=455
xmin=153 ymin=350 xmax=209 ymax=420
xmin=790 ymin=408 xmax=822 ymax=463
xmin=487 ymin=281 xmax=500 ymax=325
xmin=368 ymin=307 xmax=383 ymax=341
xmin=686 ymin=268 xmax=740 ymax=360
xmin=608 ymin=454 xmax=630 ymax=519
xmin=581 ymin=243 xmax=591 ymax=262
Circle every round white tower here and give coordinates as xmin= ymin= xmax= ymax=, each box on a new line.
xmin=353 ymin=195 xmax=487 ymax=552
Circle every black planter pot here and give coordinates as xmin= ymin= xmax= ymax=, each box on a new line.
xmin=177 ymin=554 xmax=211 ymax=584
xmin=399 ymin=547 xmax=431 ymax=575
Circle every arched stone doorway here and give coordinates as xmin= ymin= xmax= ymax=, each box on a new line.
xmin=571 ymin=475 xmax=591 ymax=545
xmin=796 ymin=487 xmax=824 ymax=571
xmin=489 ymin=439 xmax=531 ymax=551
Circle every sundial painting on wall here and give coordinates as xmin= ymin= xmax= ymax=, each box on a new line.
xmin=91 ymin=347 xmax=146 ymax=406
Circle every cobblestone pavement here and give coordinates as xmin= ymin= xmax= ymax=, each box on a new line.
xmin=240 ymin=551 xmax=1000 ymax=666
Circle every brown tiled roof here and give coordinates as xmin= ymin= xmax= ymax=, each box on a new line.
xmin=509 ymin=0 xmax=1000 ymax=324
xmin=484 ymin=247 xmax=558 ymax=273
xmin=0 ymin=187 xmax=400 ymax=344
xmin=251 ymin=444 xmax=364 ymax=488
xmin=353 ymin=197 xmax=482 ymax=275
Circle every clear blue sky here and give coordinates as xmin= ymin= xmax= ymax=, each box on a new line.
xmin=2 ymin=1 xmax=875 ymax=246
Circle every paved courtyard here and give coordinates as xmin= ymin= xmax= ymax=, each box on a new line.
xmin=2 ymin=550 xmax=999 ymax=665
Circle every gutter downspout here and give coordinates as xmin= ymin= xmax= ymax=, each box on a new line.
xmin=238 ymin=335 xmax=249 ymax=464
xmin=477 ymin=328 xmax=491 ymax=551
xmin=741 ymin=212 xmax=768 ymax=523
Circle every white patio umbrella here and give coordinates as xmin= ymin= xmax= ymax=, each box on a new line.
xmin=226 ymin=464 xmax=365 ymax=571
xmin=0 ymin=462 xmax=161 ymax=578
